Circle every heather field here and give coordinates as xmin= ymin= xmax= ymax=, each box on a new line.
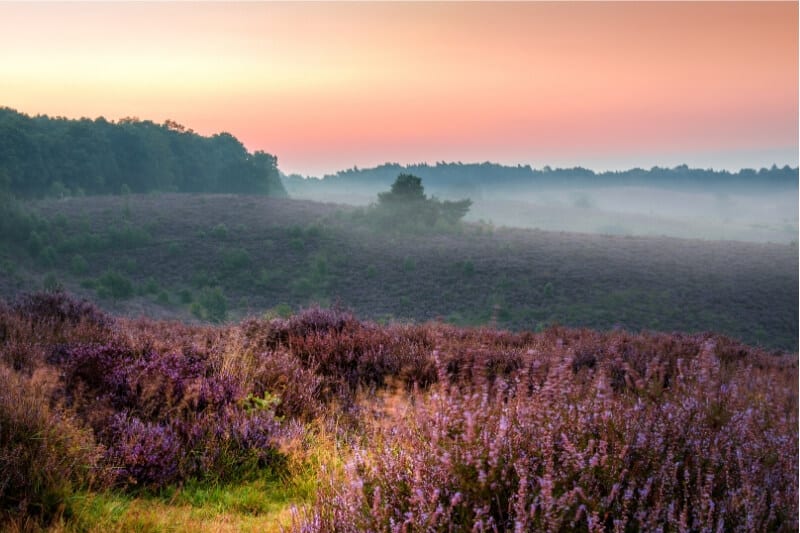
xmin=1 ymin=194 xmax=797 ymax=351
xmin=1 ymin=292 xmax=796 ymax=531
xmin=3 ymin=1 xmax=797 ymax=530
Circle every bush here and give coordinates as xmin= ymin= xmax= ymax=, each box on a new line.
xmin=49 ymin=341 xmax=283 ymax=488
xmin=211 ymin=223 xmax=229 ymax=239
xmin=107 ymin=223 xmax=151 ymax=250
xmin=69 ymin=254 xmax=89 ymax=275
xmin=369 ymin=174 xmax=472 ymax=232
xmin=156 ymin=290 xmax=170 ymax=305
xmin=96 ymin=270 xmax=134 ymax=300
xmin=179 ymin=288 xmax=193 ymax=304
xmin=221 ymin=248 xmax=251 ymax=273
xmin=38 ymin=245 xmax=58 ymax=267
xmin=192 ymin=287 xmax=227 ymax=323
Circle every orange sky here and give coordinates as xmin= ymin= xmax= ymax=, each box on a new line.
xmin=1 ymin=2 xmax=797 ymax=176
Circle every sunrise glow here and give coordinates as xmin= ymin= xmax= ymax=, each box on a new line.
xmin=1 ymin=2 xmax=796 ymax=176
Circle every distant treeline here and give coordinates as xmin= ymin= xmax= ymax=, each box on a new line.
xmin=285 ymin=161 xmax=799 ymax=198
xmin=0 ymin=107 xmax=286 ymax=198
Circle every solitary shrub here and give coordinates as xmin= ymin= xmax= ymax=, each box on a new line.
xmin=38 ymin=245 xmax=58 ymax=267
xmin=179 ymin=288 xmax=193 ymax=304
xmin=211 ymin=223 xmax=229 ymax=239
xmin=192 ymin=286 xmax=227 ymax=323
xmin=96 ymin=270 xmax=134 ymax=300
xmin=221 ymin=247 xmax=251 ymax=273
xmin=370 ymin=174 xmax=472 ymax=232
xmin=69 ymin=254 xmax=89 ymax=275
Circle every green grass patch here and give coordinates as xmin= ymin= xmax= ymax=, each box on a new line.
xmin=62 ymin=470 xmax=314 ymax=532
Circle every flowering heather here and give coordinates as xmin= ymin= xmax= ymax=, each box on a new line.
xmin=0 ymin=293 xmax=796 ymax=530
xmin=47 ymin=341 xmax=283 ymax=488
xmin=303 ymin=334 xmax=798 ymax=532
xmin=12 ymin=290 xmax=110 ymax=330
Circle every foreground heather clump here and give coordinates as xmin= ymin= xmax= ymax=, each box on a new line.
xmin=48 ymin=340 xmax=283 ymax=488
xmin=0 ymin=365 xmax=106 ymax=520
xmin=304 ymin=337 xmax=798 ymax=532
xmin=0 ymin=292 xmax=796 ymax=531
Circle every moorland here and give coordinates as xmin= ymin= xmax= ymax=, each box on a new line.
xmin=0 ymin=109 xmax=797 ymax=531
xmin=0 ymin=193 xmax=797 ymax=351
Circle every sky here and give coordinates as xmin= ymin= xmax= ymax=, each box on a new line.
xmin=1 ymin=2 xmax=797 ymax=177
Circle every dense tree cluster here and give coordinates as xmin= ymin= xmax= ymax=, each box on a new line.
xmin=0 ymin=107 xmax=286 ymax=198
xmin=373 ymin=173 xmax=472 ymax=229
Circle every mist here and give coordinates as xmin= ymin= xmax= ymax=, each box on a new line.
xmin=284 ymin=163 xmax=798 ymax=243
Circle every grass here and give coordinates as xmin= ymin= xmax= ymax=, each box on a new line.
xmin=35 ymin=423 xmax=335 ymax=533
xmin=58 ymin=476 xmax=309 ymax=533
xmin=44 ymin=417 xmax=343 ymax=533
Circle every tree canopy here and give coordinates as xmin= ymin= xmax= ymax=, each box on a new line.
xmin=372 ymin=173 xmax=472 ymax=230
xmin=378 ymin=173 xmax=426 ymax=204
xmin=0 ymin=107 xmax=286 ymax=198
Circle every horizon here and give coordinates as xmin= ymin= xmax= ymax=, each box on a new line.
xmin=6 ymin=105 xmax=797 ymax=180
xmin=1 ymin=2 xmax=797 ymax=177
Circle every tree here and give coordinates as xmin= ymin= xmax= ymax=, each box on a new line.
xmin=378 ymin=173 xmax=426 ymax=205
xmin=372 ymin=174 xmax=471 ymax=231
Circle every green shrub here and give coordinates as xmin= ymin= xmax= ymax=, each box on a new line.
xmin=543 ymin=282 xmax=554 ymax=298
xmin=211 ymin=223 xmax=229 ymax=239
xmin=179 ymin=288 xmax=193 ymax=304
xmin=192 ymin=287 xmax=227 ymax=323
xmin=370 ymin=174 xmax=472 ymax=232
xmin=221 ymin=248 xmax=251 ymax=272
xmin=254 ymin=268 xmax=274 ymax=289
xmin=27 ymin=231 xmax=44 ymax=257
xmin=264 ymin=303 xmax=293 ymax=319
xmin=108 ymin=223 xmax=151 ymax=249
xmin=290 ymin=277 xmax=315 ymax=298
xmin=69 ymin=254 xmax=89 ymax=275
xmin=142 ymin=277 xmax=159 ymax=295
xmin=96 ymin=270 xmax=134 ymax=300
xmin=123 ymin=258 xmax=138 ymax=273
xmin=0 ymin=195 xmax=39 ymax=243
xmin=38 ymin=246 xmax=58 ymax=267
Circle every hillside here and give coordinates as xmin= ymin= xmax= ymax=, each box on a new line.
xmin=0 ymin=107 xmax=286 ymax=197
xmin=1 ymin=193 xmax=796 ymax=350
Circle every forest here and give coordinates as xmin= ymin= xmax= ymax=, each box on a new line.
xmin=0 ymin=107 xmax=286 ymax=197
